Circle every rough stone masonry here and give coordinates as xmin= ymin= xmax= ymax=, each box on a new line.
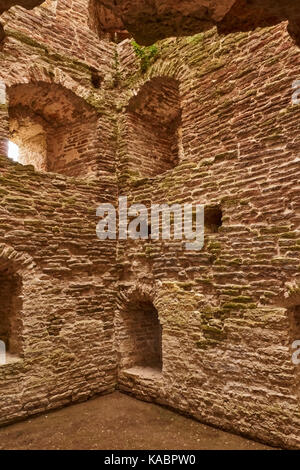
xmin=0 ymin=0 xmax=299 ymax=450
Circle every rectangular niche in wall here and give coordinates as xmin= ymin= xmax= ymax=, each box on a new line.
xmin=205 ymin=205 xmax=223 ymax=233
xmin=118 ymin=300 xmax=163 ymax=374
xmin=0 ymin=265 xmax=23 ymax=363
xmin=291 ymin=306 xmax=300 ymax=331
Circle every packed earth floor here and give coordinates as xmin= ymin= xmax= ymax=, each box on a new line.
xmin=0 ymin=392 xmax=273 ymax=450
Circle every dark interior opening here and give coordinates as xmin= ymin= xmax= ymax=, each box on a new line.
xmin=0 ymin=266 xmax=22 ymax=358
xmin=91 ymin=70 xmax=103 ymax=89
xmin=205 ymin=205 xmax=223 ymax=233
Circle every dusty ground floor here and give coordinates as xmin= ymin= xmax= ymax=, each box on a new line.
xmin=0 ymin=392 xmax=274 ymax=450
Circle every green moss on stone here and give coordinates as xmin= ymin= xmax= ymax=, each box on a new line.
xmin=132 ymin=40 xmax=159 ymax=73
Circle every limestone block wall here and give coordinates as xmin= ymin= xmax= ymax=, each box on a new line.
xmin=115 ymin=25 xmax=300 ymax=449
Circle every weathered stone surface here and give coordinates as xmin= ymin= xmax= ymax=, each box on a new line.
xmin=0 ymin=0 xmax=299 ymax=452
xmin=115 ymin=23 xmax=300 ymax=449
xmin=93 ymin=0 xmax=300 ymax=46
xmin=0 ymin=0 xmax=118 ymax=429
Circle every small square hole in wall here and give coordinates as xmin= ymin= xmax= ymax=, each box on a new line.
xmin=291 ymin=305 xmax=300 ymax=337
xmin=91 ymin=71 xmax=102 ymax=89
xmin=205 ymin=205 xmax=223 ymax=233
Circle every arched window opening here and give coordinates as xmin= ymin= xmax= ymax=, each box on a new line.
xmin=8 ymin=82 xmax=99 ymax=178
xmin=126 ymin=77 xmax=182 ymax=178
xmin=10 ymin=115 xmax=47 ymax=170
xmin=0 ymin=261 xmax=23 ymax=363
xmin=118 ymin=300 xmax=162 ymax=373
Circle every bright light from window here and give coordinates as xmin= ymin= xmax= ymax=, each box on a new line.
xmin=8 ymin=141 xmax=19 ymax=162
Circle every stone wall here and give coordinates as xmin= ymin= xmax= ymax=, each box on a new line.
xmin=0 ymin=0 xmax=299 ymax=451
xmin=0 ymin=0 xmax=119 ymax=424
xmin=0 ymin=0 xmax=117 ymax=178
xmin=8 ymin=82 xmax=102 ymax=177
xmin=115 ymin=25 xmax=300 ymax=449
xmin=0 ymin=156 xmax=117 ymax=424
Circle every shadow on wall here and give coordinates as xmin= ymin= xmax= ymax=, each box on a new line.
xmin=88 ymin=0 xmax=131 ymax=43
xmin=89 ymin=0 xmax=300 ymax=47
